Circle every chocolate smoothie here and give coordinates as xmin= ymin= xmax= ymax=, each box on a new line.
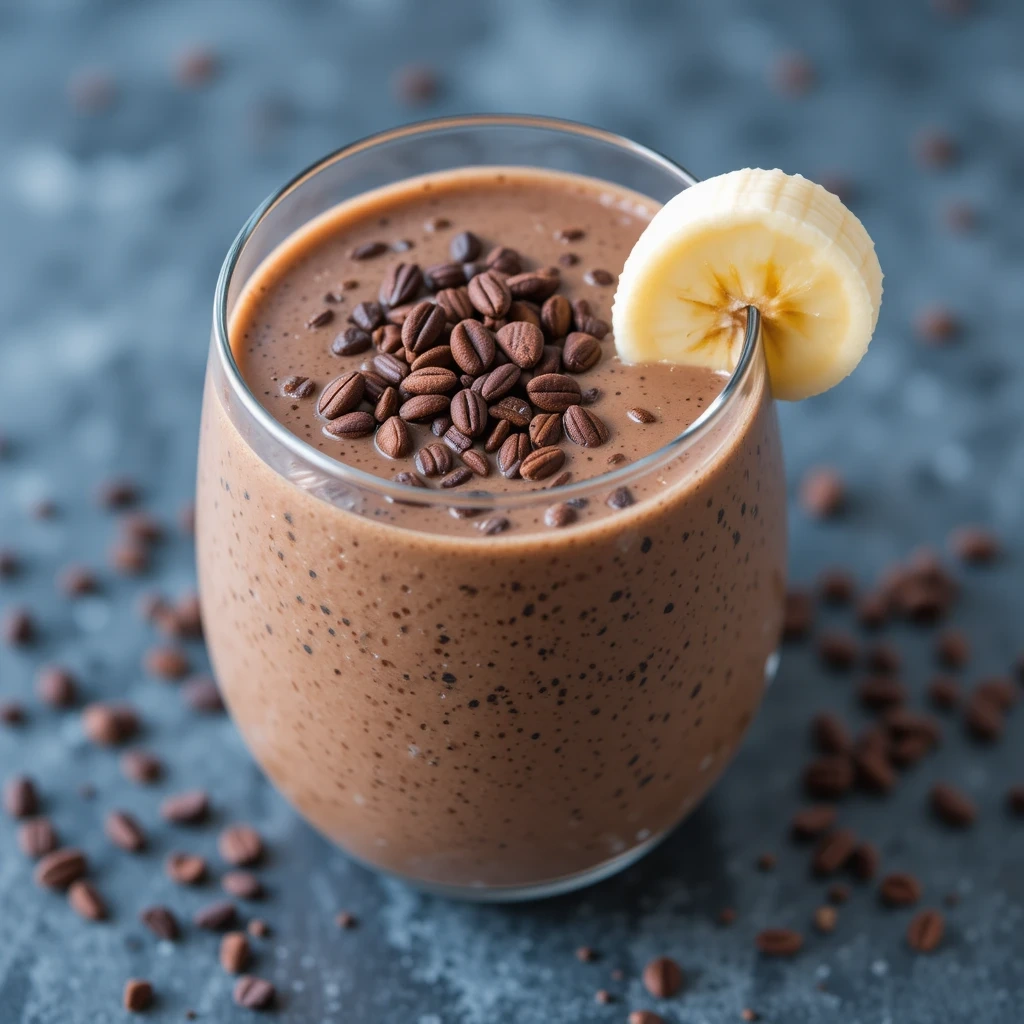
xmin=197 ymin=165 xmax=787 ymax=894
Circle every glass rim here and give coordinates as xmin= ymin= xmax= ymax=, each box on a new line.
xmin=213 ymin=113 xmax=763 ymax=511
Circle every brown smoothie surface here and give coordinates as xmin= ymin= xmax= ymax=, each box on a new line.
xmin=230 ymin=166 xmax=728 ymax=506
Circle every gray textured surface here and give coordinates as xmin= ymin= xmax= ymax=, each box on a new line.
xmin=2 ymin=0 xmax=1024 ymax=1020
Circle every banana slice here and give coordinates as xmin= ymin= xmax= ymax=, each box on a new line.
xmin=611 ymin=168 xmax=883 ymax=401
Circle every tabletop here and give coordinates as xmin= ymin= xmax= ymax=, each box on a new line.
xmin=1 ymin=0 xmax=1023 ymax=1021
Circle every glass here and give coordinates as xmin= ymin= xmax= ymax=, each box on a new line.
xmin=197 ymin=115 xmax=787 ymax=900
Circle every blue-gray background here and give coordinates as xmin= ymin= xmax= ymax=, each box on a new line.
xmin=1 ymin=1 xmax=1023 ymax=1021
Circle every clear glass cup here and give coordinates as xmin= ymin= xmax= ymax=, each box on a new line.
xmin=197 ymin=115 xmax=787 ymax=901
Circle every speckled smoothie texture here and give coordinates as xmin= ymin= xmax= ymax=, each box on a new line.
xmin=196 ymin=168 xmax=787 ymax=891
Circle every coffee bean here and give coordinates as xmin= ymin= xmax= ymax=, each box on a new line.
xmin=529 ymin=413 xmax=563 ymax=449
xmin=373 ymin=351 xmax=410 ymax=385
xmin=813 ymin=827 xmax=858 ymax=875
xmin=627 ymin=407 xmax=656 ymax=424
xmin=399 ymin=394 xmax=450 ymax=423
xmin=4 ymin=775 xmax=38 ymax=818
xmin=69 ymin=879 xmax=107 ymax=921
xmin=563 ymin=405 xmax=609 ymax=448
xmin=858 ymin=676 xmax=907 ymax=709
xmin=35 ymin=847 xmax=87 ymax=889
xmin=930 ymin=782 xmax=976 ymax=826
xmin=755 ymin=928 xmax=803 ymax=956
xmin=223 ymin=870 xmax=264 ymax=899
xmin=323 ymin=411 xmax=376 ymax=439
xmin=441 ymin=467 xmax=473 ymax=489
xmin=401 ymin=367 xmax=457 ymax=397
xmin=401 ymin=300 xmax=447 ymax=354
xmin=642 ymin=956 xmax=684 ymax=998
xmin=450 ymin=389 xmax=489 ymax=437
xmin=535 ymin=345 xmax=562 ymax=376
xmin=351 ymin=241 xmax=387 ymax=260
xmin=879 ymin=871 xmax=922 ymax=907
xmin=949 ymin=525 xmax=999 ymax=563
xmin=194 ymin=899 xmax=238 ymax=931
xmin=234 ymin=976 xmax=275 ymax=1010
xmin=561 ymin=331 xmax=602 ymax=373
xmin=544 ymin=503 xmax=576 ymax=528
xmin=484 ymin=246 xmax=521 ymax=275
xmin=2 ymin=607 xmax=35 ymax=646
xmin=450 ymin=320 xmax=495 ymax=376
xmin=248 ymin=919 xmax=270 ymax=938
xmin=885 ymin=709 xmax=942 ymax=746
xmin=812 ymin=712 xmax=852 ymax=754
xmin=435 ymin=286 xmax=475 ymax=324
xmin=415 ymin=444 xmax=452 ymax=478
xmin=606 ymin=486 xmax=634 ymax=510
xmin=442 ymin=425 xmax=473 ymax=455
xmin=83 ymin=702 xmax=139 ymax=746
xmin=817 ymin=630 xmax=858 ymax=670
xmin=488 ymin=396 xmax=532 ymax=428
xmin=219 ymin=824 xmax=263 ymax=867
xmin=507 ymin=300 xmax=542 ymax=330
xmin=374 ymin=387 xmax=400 ymax=423
xmin=123 ymin=979 xmax=154 ymax=1013
xmin=935 ymin=629 xmax=970 ymax=668
xmin=165 ymin=851 xmax=207 ymax=885
xmin=813 ymin=905 xmax=838 ymax=934
xmin=331 ymin=326 xmax=372 ymax=357
xmin=121 ymin=749 xmax=162 ymax=784
xmin=628 ymin=1013 xmax=665 ymax=1024
xmin=374 ymin=324 xmax=404 ymax=354
xmin=379 ymin=262 xmax=423 ymax=307
xmin=449 ymin=231 xmax=480 ymax=262
xmin=520 ymin=446 xmax=565 ymax=482
xmin=1006 ymin=785 xmax=1024 ymax=816
xmin=375 ymin=416 xmax=412 ymax=460
xmin=804 ymin=755 xmax=854 ymax=798
xmin=800 ymin=467 xmax=846 ymax=518
xmin=318 ymin=372 xmax=365 ymax=419
xmin=855 ymin=748 xmax=896 ymax=793
xmin=106 ymin=810 xmax=146 ymax=852
xmin=478 ymin=516 xmax=511 ymax=536
xmin=145 ymin=645 xmax=190 ymax=680
xmin=927 ymin=676 xmax=960 ymax=711
xmin=906 ymin=909 xmax=944 ymax=952
xmin=540 ymin=294 xmax=572 ymax=338
xmin=461 ymin=450 xmax=490 ymax=477
xmin=585 ymin=268 xmax=615 ymax=286
xmin=18 ymin=816 xmax=57 ymax=858
xmin=555 ymin=227 xmax=584 ymax=243
xmin=527 ymin=373 xmax=581 ymax=413
xmin=221 ymin=932 xmax=252 ymax=974
xmin=58 ymin=563 xmax=99 ymax=596
xmin=498 ymin=433 xmax=531 ymax=479
xmin=849 ymin=841 xmax=880 ymax=880
xmin=975 ymin=675 xmax=1017 ymax=711
xmin=577 ymin=314 xmax=609 ymax=338
xmin=351 ymin=301 xmax=384 ymax=331
xmin=506 ymin=271 xmax=560 ymax=302
xmin=467 ymin=271 xmax=511 ymax=318
xmin=0 ymin=548 xmax=20 ymax=578
xmin=161 ymin=789 xmax=209 ymax=824
xmin=965 ymin=694 xmax=1003 ymax=741
xmin=306 ymin=308 xmax=334 ymax=329
xmin=423 ymin=261 xmax=465 ymax=291
xmin=484 ymin=418 xmax=511 ymax=453
xmin=386 ymin=301 xmax=418 ymax=325
xmin=140 ymin=905 xmax=179 ymax=940
xmin=478 ymin=363 xmax=521 ymax=402
xmin=411 ymin=344 xmax=457 ymax=372
xmin=790 ymin=805 xmax=837 ymax=840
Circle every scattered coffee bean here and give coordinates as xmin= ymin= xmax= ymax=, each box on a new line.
xmin=121 ymin=749 xmax=162 ymax=784
xmin=161 ymin=789 xmax=209 ymax=825
xmin=106 ymin=810 xmax=146 ymax=852
xmin=2 ymin=607 xmax=35 ymax=646
xmin=83 ymin=703 xmax=139 ymax=746
xmin=626 ymin=407 xmax=656 ymax=424
xmin=817 ymin=630 xmax=858 ymax=670
xmin=791 ymin=805 xmax=838 ymax=840
xmin=467 ymin=270 xmax=511 ymax=319
xmin=859 ymin=676 xmax=907 ymax=710
xmin=828 ymin=883 xmax=851 ymax=904
xmin=449 ymin=231 xmax=480 ymax=263
xmin=69 ymin=879 xmax=107 ymax=921
xmin=165 ymin=852 xmax=207 ymax=885
xmin=223 ymin=871 xmax=264 ymax=900
xmin=477 ymin=516 xmax=511 ymax=536
xmin=930 ymin=782 xmax=976 ymax=827
xmin=498 ymin=434 xmax=531 ymax=479
xmin=496 ymin=320 xmax=544 ymax=368
xmin=527 ymin=373 xmax=581 ymax=413
xmin=906 ymin=909 xmax=944 ymax=952
xmin=182 ymin=675 xmax=224 ymax=713
xmin=880 ymin=872 xmax=922 ymax=907
xmin=628 ymin=1013 xmax=665 ymax=1024
xmin=642 ymin=956 xmax=684 ymax=998
xmin=306 ymin=308 xmax=334 ymax=329
xmin=324 ymin=411 xmax=377 ymax=439
xmin=813 ymin=828 xmax=858 ymax=876
xmin=376 ymin=416 xmax=412 ymax=460
xmin=441 ymin=467 xmax=473 ymax=489
xmin=58 ymin=564 xmax=98 ymax=597
xmin=935 ymin=629 xmax=970 ymax=668
xmin=34 ymin=847 xmax=87 ymax=889
xmin=194 ymin=899 xmax=238 ymax=931
xmin=331 ymin=326 xmax=372 ymax=356
xmin=219 ymin=824 xmax=263 ymax=867
xmin=562 ymin=331 xmax=602 ymax=372
xmin=484 ymin=246 xmax=522 ymax=275
xmin=442 ymin=425 xmax=473 ymax=455
xmin=607 ymin=486 xmax=634 ymax=510
xmin=221 ymin=932 xmax=252 ymax=974
xmin=144 ymin=645 xmax=190 ymax=680
xmin=520 ymin=446 xmax=566 ymax=482
xmin=140 ymin=905 xmax=180 ymax=940
xmin=18 ymin=816 xmax=57 ymax=858
xmin=379 ymin=263 xmax=423 ymax=308
xmin=233 ymin=976 xmax=276 ymax=1010
xmin=812 ymin=712 xmax=852 ymax=755
xmin=804 ymin=755 xmax=854 ymax=798
xmin=544 ymin=503 xmax=577 ymax=528
xmin=948 ymin=525 xmax=999 ymax=564
xmin=461 ymin=450 xmax=490 ymax=477
xmin=123 ymin=979 xmax=154 ymax=1013
xmin=964 ymin=693 xmax=1003 ymax=741
xmin=248 ymin=919 xmax=270 ymax=938
xmin=451 ymin=389 xmax=489 ymax=437
xmin=563 ymin=405 xmax=609 ymax=448
xmin=928 ymin=675 xmax=961 ymax=711
xmin=4 ymin=775 xmax=39 ymax=818
xmin=800 ymin=467 xmax=846 ymax=518
xmin=813 ymin=905 xmax=838 ymax=934
xmin=755 ymin=928 xmax=803 ymax=956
